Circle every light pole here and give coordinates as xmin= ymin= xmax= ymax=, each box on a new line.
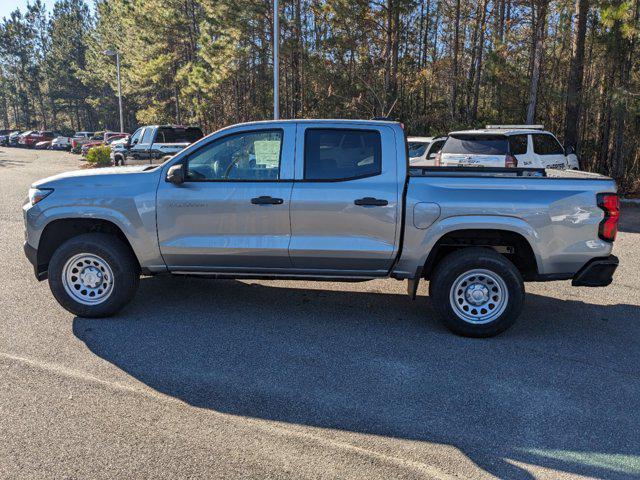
xmin=273 ymin=0 xmax=279 ymax=120
xmin=103 ymin=49 xmax=124 ymax=132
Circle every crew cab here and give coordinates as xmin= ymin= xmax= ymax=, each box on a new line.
xmin=438 ymin=126 xmax=579 ymax=170
xmin=23 ymin=120 xmax=620 ymax=337
xmin=111 ymin=125 xmax=203 ymax=166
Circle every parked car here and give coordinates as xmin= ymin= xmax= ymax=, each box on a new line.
xmin=51 ymin=135 xmax=73 ymax=151
xmin=0 ymin=129 xmax=19 ymax=146
xmin=14 ymin=131 xmax=34 ymax=147
xmin=6 ymin=131 xmax=25 ymax=146
xmin=81 ymin=140 xmax=104 ymax=157
xmin=23 ymin=119 xmax=620 ymax=338
xmin=8 ymin=131 xmax=27 ymax=146
xmin=407 ymin=137 xmax=433 ymax=166
xmin=111 ymin=125 xmax=203 ymax=165
xmin=408 ymin=136 xmax=448 ymax=167
xmin=437 ymin=125 xmax=579 ymax=169
xmin=18 ymin=131 xmax=56 ymax=148
xmin=82 ymin=133 xmax=128 ymax=157
xmin=34 ymin=140 xmax=53 ymax=150
xmin=70 ymin=131 xmax=97 ymax=153
xmin=104 ymin=132 xmax=127 ymax=143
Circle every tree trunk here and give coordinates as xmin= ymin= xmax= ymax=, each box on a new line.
xmin=451 ymin=0 xmax=461 ymax=121
xmin=563 ymin=0 xmax=589 ymax=152
xmin=526 ymin=0 xmax=547 ymax=124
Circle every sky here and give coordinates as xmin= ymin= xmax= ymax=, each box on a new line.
xmin=0 ymin=0 xmax=58 ymax=20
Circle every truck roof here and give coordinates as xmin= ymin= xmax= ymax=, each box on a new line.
xmin=225 ymin=119 xmax=402 ymax=127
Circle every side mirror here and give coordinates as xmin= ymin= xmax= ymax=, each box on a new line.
xmin=166 ymin=164 xmax=185 ymax=185
xmin=428 ymin=153 xmax=436 ymax=159
xmin=565 ymin=145 xmax=576 ymax=156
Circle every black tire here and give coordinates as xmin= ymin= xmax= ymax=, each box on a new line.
xmin=48 ymin=233 xmax=140 ymax=318
xmin=429 ymin=248 xmax=524 ymax=337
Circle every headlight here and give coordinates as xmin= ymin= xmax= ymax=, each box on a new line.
xmin=28 ymin=187 xmax=53 ymax=206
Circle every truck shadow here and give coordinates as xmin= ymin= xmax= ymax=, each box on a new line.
xmin=73 ymin=277 xmax=640 ymax=479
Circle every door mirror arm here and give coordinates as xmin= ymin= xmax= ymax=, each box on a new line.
xmin=166 ymin=164 xmax=185 ymax=185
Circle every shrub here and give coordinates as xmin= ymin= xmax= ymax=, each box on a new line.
xmin=86 ymin=145 xmax=112 ymax=167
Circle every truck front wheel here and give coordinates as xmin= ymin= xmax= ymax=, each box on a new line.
xmin=48 ymin=233 xmax=140 ymax=318
xmin=429 ymin=248 xmax=524 ymax=337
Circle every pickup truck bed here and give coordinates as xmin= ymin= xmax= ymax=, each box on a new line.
xmin=23 ymin=119 xmax=620 ymax=337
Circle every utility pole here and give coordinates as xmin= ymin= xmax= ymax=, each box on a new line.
xmin=273 ymin=0 xmax=279 ymax=119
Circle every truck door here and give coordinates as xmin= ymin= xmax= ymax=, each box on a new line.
xmin=532 ymin=133 xmax=567 ymax=169
xmin=131 ymin=127 xmax=154 ymax=163
xmin=156 ymin=124 xmax=295 ymax=271
xmin=288 ymin=125 xmax=400 ymax=274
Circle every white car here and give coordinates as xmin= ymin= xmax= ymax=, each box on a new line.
xmin=51 ymin=136 xmax=73 ymax=151
xmin=407 ymin=137 xmax=433 ymax=166
xmin=437 ymin=125 xmax=579 ymax=170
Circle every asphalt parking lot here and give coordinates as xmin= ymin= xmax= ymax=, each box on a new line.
xmin=1 ymin=147 xmax=639 ymax=479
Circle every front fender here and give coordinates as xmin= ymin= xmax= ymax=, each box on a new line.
xmin=25 ymin=203 xmax=165 ymax=271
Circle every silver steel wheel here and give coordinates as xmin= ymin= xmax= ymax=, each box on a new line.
xmin=449 ymin=269 xmax=508 ymax=325
xmin=61 ymin=253 xmax=114 ymax=306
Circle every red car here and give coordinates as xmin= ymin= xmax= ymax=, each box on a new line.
xmin=81 ymin=133 xmax=127 ymax=157
xmin=18 ymin=131 xmax=56 ymax=148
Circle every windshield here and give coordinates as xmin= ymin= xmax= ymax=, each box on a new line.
xmin=442 ymin=135 xmax=508 ymax=155
xmin=408 ymin=141 xmax=428 ymax=158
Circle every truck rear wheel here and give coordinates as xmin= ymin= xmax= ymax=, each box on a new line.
xmin=48 ymin=233 xmax=140 ymax=318
xmin=429 ymin=248 xmax=524 ymax=337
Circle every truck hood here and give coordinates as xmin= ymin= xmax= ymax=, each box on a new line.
xmin=32 ymin=165 xmax=157 ymax=188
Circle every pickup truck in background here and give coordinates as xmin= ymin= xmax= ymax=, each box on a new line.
xmin=111 ymin=125 xmax=204 ymax=166
xmin=23 ymin=119 xmax=620 ymax=337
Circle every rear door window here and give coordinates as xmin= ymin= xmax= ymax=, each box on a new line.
xmin=533 ymin=134 xmax=564 ymax=155
xmin=157 ymin=127 xmax=204 ymax=143
xmin=304 ymin=129 xmax=382 ymax=180
xmin=442 ymin=135 xmax=508 ymax=155
xmin=508 ymin=135 xmax=528 ymax=155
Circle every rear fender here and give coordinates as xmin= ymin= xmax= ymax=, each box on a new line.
xmin=398 ymin=215 xmax=543 ymax=277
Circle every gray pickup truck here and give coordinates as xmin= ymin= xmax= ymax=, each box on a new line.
xmin=23 ymin=119 xmax=620 ymax=337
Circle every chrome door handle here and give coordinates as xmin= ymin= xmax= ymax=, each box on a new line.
xmin=354 ymin=197 xmax=388 ymax=206
xmin=251 ymin=196 xmax=284 ymax=205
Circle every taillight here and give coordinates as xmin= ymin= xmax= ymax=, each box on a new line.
xmin=434 ymin=151 xmax=441 ymax=166
xmin=597 ymin=193 xmax=620 ymax=242
xmin=505 ymin=155 xmax=518 ymax=168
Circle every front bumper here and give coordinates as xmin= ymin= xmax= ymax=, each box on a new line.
xmin=572 ymin=255 xmax=619 ymax=287
xmin=23 ymin=241 xmax=47 ymax=281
